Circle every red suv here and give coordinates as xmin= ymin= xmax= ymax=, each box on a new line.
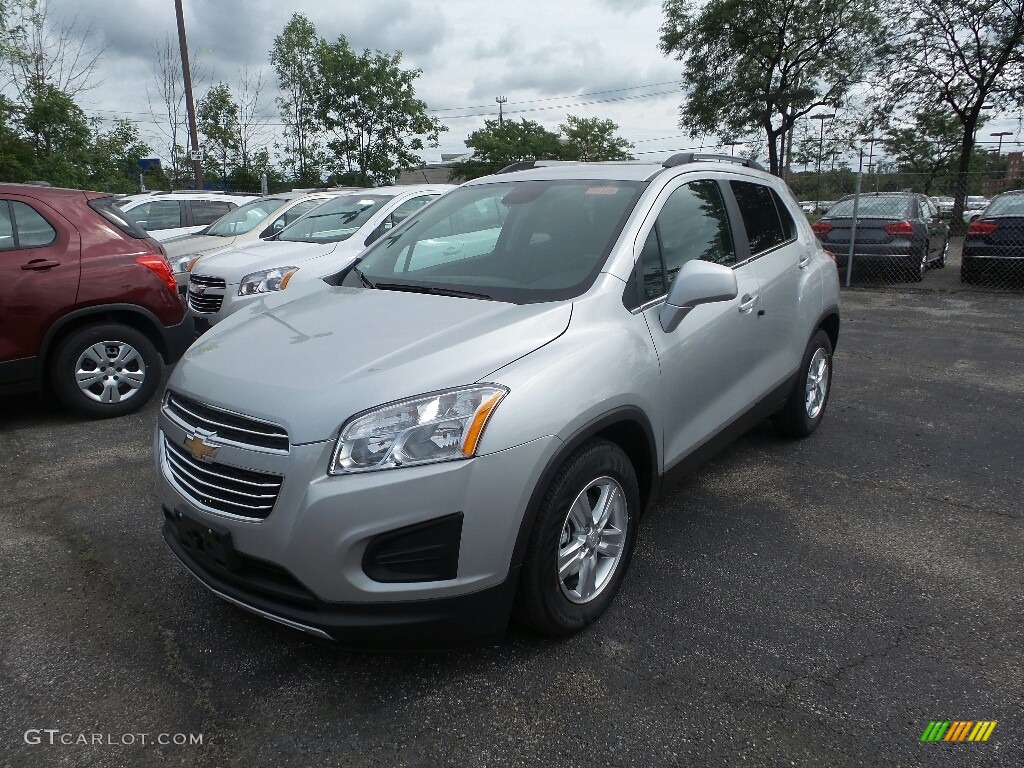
xmin=0 ymin=184 xmax=193 ymax=417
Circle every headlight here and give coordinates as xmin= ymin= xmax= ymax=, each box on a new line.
xmin=238 ymin=266 xmax=298 ymax=296
xmin=330 ymin=385 xmax=508 ymax=474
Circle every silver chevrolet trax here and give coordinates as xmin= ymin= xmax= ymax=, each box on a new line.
xmin=156 ymin=155 xmax=841 ymax=648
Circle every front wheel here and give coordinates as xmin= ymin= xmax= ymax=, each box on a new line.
xmin=516 ymin=439 xmax=639 ymax=636
xmin=934 ymin=238 xmax=948 ymax=269
xmin=50 ymin=323 xmax=163 ymax=418
xmin=773 ymin=329 xmax=833 ymax=438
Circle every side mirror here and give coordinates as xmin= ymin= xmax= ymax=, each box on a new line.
xmin=659 ymin=260 xmax=738 ymax=333
xmin=259 ymin=219 xmax=287 ymax=239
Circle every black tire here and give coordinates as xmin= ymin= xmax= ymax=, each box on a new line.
xmin=934 ymin=238 xmax=948 ymax=269
xmin=50 ymin=323 xmax=163 ymax=418
xmin=772 ymin=329 xmax=833 ymax=438
xmin=516 ymin=439 xmax=640 ymax=636
xmin=903 ymin=249 xmax=926 ymax=282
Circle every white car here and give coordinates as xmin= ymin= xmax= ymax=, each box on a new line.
xmin=187 ymin=185 xmax=454 ymax=330
xmin=163 ymin=190 xmax=357 ymax=290
xmin=962 ymin=195 xmax=991 ymax=224
xmin=116 ymin=191 xmax=255 ymax=241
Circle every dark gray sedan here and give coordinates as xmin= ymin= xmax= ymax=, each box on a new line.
xmin=962 ymin=190 xmax=1024 ymax=284
xmin=812 ymin=192 xmax=948 ymax=281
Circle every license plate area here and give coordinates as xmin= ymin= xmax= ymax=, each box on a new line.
xmin=168 ymin=508 xmax=241 ymax=573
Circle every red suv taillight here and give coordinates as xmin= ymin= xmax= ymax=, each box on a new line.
xmin=811 ymin=221 xmax=832 ymax=236
xmin=882 ymin=221 xmax=914 ymax=236
xmin=968 ymin=220 xmax=998 ymax=236
xmin=137 ymin=255 xmax=177 ymax=295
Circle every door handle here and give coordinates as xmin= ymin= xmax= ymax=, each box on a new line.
xmin=798 ymin=254 xmax=812 ymax=269
xmin=738 ymin=293 xmax=758 ymax=313
xmin=21 ymin=259 xmax=60 ymax=271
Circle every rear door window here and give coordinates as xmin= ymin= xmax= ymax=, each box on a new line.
xmin=129 ymin=200 xmax=182 ymax=230
xmin=190 ymin=200 xmax=233 ymax=226
xmin=730 ymin=181 xmax=794 ymax=255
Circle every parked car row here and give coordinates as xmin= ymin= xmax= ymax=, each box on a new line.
xmin=115 ymin=190 xmax=255 ymax=241
xmin=3 ymin=159 xmax=844 ymax=648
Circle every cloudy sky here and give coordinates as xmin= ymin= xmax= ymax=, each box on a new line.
xmin=40 ymin=0 xmax=707 ymax=165
xmin=31 ymin=0 xmax=1024 ymax=168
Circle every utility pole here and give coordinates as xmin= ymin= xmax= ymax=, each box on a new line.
xmin=495 ymin=96 xmax=507 ymax=127
xmin=175 ymin=0 xmax=203 ymax=190
xmin=810 ymin=113 xmax=835 ymax=212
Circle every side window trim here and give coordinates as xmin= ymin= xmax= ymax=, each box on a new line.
xmin=0 ymin=200 xmax=16 ymax=250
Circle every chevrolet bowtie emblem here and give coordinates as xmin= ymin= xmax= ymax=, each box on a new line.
xmin=193 ymin=284 xmax=206 ymax=296
xmin=184 ymin=431 xmax=218 ymax=462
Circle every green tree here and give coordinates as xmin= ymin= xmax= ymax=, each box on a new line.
xmin=270 ymin=13 xmax=323 ymax=186
xmin=884 ymin=0 xmax=1024 ymax=230
xmin=880 ymin=107 xmax=978 ymax=194
xmin=558 ymin=116 xmax=633 ymax=161
xmin=88 ymin=118 xmax=155 ymax=193
xmin=198 ymin=82 xmax=240 ymax=188
xmin=316 ymin=37 xmax=446 ymax=186
xmin=21 ymin=81 xmax=90 ymax=184
xmin=659 ymin=0 xmax=890 ymax=176
xmin=450 ymin=118 xmax=568 ymax=180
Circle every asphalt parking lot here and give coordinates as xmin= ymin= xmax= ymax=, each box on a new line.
xmin=2 ymin=284 xmax=1022 ymax=767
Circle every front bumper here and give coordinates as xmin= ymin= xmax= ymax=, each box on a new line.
xmin=163 ymin=513 xmax=519 ymax=648
xmin=156 ymin=409 xmax=559 ymax=645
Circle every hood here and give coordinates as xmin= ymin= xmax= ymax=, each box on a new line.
xmin=163 ymin=233 xmax=237 ymax=259
xmin=191 ymin=240 xmax=340 ymax=282
xmin=169 ymin=287 xmax=572 ymax=444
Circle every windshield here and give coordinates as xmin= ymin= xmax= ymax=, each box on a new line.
xmin=278 ymin=194 xmax=393 ymax=243
xmin=828 ymin=196 xmax=911 ymax=219
xmin=206 ymin=197 xmax=286 ymax=236
xmin=341 ymin=179 xmax=646 ymax=303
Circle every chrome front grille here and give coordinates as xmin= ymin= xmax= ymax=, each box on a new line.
xmin=162 ymin=437 xmax=282 ymax=519
xmin=164 ymin=392 xmax=290 ymax=453
xmin=187 ymin=274 xmax=226 ymax=314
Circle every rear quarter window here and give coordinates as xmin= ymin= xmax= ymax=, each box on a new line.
xmin=11 ymin=201 xmax=57 ymax=247
xmin=89 ymin=198 xmax=149 ymax=239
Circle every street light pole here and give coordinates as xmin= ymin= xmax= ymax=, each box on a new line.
xmin=811 ymin=113 xmax=835 ymax=212
xmin=990 ymin=131 xmax=1012 ymax=155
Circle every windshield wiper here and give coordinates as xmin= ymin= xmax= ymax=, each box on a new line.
xmin=352 ymin=267 xmax=376 ymax=289
xmin=374 ymin=282 xmax=493 ymax=300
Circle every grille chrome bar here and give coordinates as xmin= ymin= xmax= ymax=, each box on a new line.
xmin=164 ymin=392 xmax=289 ymax=453
xmin=189 ymin=274 xmax=226 ymax=289
xmin=162 ymin=437 xmax=282 ymax=519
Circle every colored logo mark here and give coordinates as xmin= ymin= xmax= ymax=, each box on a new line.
xmin=920 ymin=721 xmax=997 ymax=742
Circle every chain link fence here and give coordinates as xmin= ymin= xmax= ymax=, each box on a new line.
xmin=798 ymin=170 xmax=1024 ymax=292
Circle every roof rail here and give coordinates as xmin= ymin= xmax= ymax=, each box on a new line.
xmin=662 ymin=153 xmax=765 ymax=172
xmin=496 ymin=161 xmax=538 ymax=174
